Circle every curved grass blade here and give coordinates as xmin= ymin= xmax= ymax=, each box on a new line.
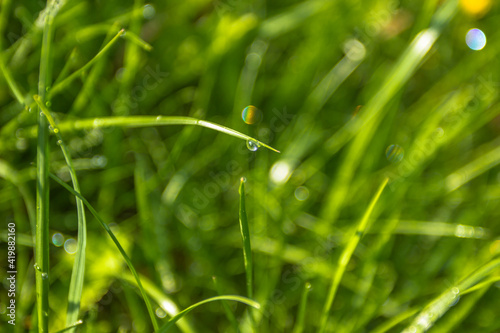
xmin=158 ymin=296 xmax=261 ymax=333
xmin=48 ymin=173 xmax=159 ymax=331
xmin=35 ymin=96 xmax=87 ymax=332
xmin=318 ymin=178 xmax=389 ymax=333
xmin=25 ymin=116 xmax=280 ymax=153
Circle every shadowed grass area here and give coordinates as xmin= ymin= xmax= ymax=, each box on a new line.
xmin=1 ymin=0 xmax=500 ymax=332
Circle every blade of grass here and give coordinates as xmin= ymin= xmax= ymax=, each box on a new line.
xmin=34 ymin=96 xmax=87 ymax=332
xmin=318 ymin=178 xmax=389 ymax=333
xmin=48 ymin=173 xmax=159 ymax=331
xmin=292 ymin=282 xmax=312 ymax=333
xmin=24 ymin=115 xmax=280 ymax=153
xmin=36 ymin=1 xmax=56 ymax=331
xmin=402 ymin=255 xmax=500 ymax=333
xmin=238 ymin=177 xmax=253 ymax=299
xmin=48 ymin=28 xmax=125 ymax=98
xmin=157 ymin=296 xmax=261 ymax=333
xmin=52 ymin=320 xmax=83 ymax=333
xmin=370 ymin=308 xmax=420 ymax=333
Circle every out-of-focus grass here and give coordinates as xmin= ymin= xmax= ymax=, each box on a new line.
xmin=1 ymin=0 xmax=500 ymax=332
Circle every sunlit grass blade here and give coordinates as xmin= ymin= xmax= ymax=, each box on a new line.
xmin=157 ymin=296 xmax=261 ymax=333
xmin=292 ymin=282 xmax=312 ymax=333
xmin=318 ymin=178 xmax=389 ymax=333
xmin=24 ymin=115 xmax=280 ymax=153
xmin=34 ymin=96 xmax=87 ymax=332
xmin=402 ymin=255 xmax=500 ymax=333
xmin=48 ymin=173 xmax=159 ymax=331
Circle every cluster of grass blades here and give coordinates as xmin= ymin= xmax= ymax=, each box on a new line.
xmin=1 ymin=0 xmax=500 ymax=332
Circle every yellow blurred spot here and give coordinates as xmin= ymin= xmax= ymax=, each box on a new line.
xmin=460 ymin=0 xmax=491 ymax=16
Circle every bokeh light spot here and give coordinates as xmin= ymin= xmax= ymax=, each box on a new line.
xmin=460 ymin=0 xmax=491 ymax=16
xmin=143 ymin=4 xmax=156 ymax=19
xmin=52 ymin=233 xmax=64 ymax=247
xmin=294 ymin=186 xmax=310 ymax=201
xmin=242 ymin=105 xmax=262 ymax=125
xmin=64 ymin=238 xmax=78 ymax=254
xmin=466 ymin=28 xmax=486 ymax=51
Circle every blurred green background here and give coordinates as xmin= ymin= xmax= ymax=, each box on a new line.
xmin=1 ymin=0 xmax=500 ymax=332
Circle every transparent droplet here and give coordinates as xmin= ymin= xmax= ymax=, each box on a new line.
xmin=45 ymin=101 xmax=51 ymax=108
xmin=56 ymin=140 xmax=62 ymax=146
xmin=52 ymin=233 xmax=64 ymax=246
xmin=242 ymin=105 xmax=262 ymax=125
xmin=28 ymin=107 xmax=32 ymax=113
xmin=241 ymin=177 xmax=247 ymax=183
xmin=41 ymin=272 xmax=48 ymax=280
xmin=34 ymin=264 xmax=41 ymax=271
xmin=53 ymin=128 xmax=59 ymax=134
xmin=246 ymin=139 xmax=260 ymax=151
xmin=305 ymin=282 xmax=312 ymax=290
xmin=120 ymin=29 xmax=126 ymax=37
xmin=294 ymin=186 xmax=310 ymax=201
xmin=466 ymin=28 xmax=487 ymax=50
xmin=64 ymin=238 xmax=78 ymax=254
xmin=155 ymin=307 xmax=166 ymax=318
xmin=48 ymin=125 xmax=54 ymax=131
xmin=156 ymin=116 xmax=162 ymax=121
xmin=143 ymin=4 xmax=156 ymax=19
xmin=45 ymin=86 xmax=50 ymax=93
xmin=385 ymin=144 xmax=404 ymax=163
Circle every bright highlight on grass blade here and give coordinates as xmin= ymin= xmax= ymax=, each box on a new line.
xmin=238 ymin=177 xmax=253 ymax=299
xmin=318 ymin=178 xmax=389 ymax=333
xmin=157 ymin=296 xmax=260 ymax=333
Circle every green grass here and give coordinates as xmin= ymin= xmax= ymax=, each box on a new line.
xmin=1 ymin=0 xmax=500 ymax=332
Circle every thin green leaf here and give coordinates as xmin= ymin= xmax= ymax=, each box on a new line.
xmin=319 ymin=178 xmax=389 ymax=333
xmin=158 ymin=296 xmax=261 ymax=333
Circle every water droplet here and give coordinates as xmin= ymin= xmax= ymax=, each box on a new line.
xmin=305 ymin=282 xmax=312 ymax=290
xmin=40 ymin=112 xmax=44 ymax=116
xmin=45 ymin=101 xmax=51 ymax=108
xmin=45 ymin=86 xmax=50 ymax=93
xmin=246 ymin=139 xmax=260 ymax=151
xmin=156 ymin=115 xmax=162 ymax=121
xmin=143 ymin=4 xmax=156 ymax=19
xmin=466 ymin=28 xmax=487 ymax=51
xmin=240 ymin=177 xmax=247 ymax=183
xmin=53 ymin=128 xmax=59 ymax=134
xmin=64 ymin=238 xmax=78 ymax=254
xmin=385 ymin=144 xmax=404 ymax=163
xmin=56 ymin=140 xmax=62 ymax=146
xmin=451 ymin=287 xmax=460 ymax=295
xmin=34 ymin=264 xmax=41 ymax=271
xmin=294 ymin=186 xmax=310 ymax=201
xmin=28 ymin=107 xmax=32 ymax=113
xmin=41 ymin=272 xmax=48 ymax=280
xmin=120 ymin=30 xmax=126 ymax=37
xmin=52 ymin=232 xmax=64 ymax=246
xmin=242 ymin=105 xmax=262 ymax=125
